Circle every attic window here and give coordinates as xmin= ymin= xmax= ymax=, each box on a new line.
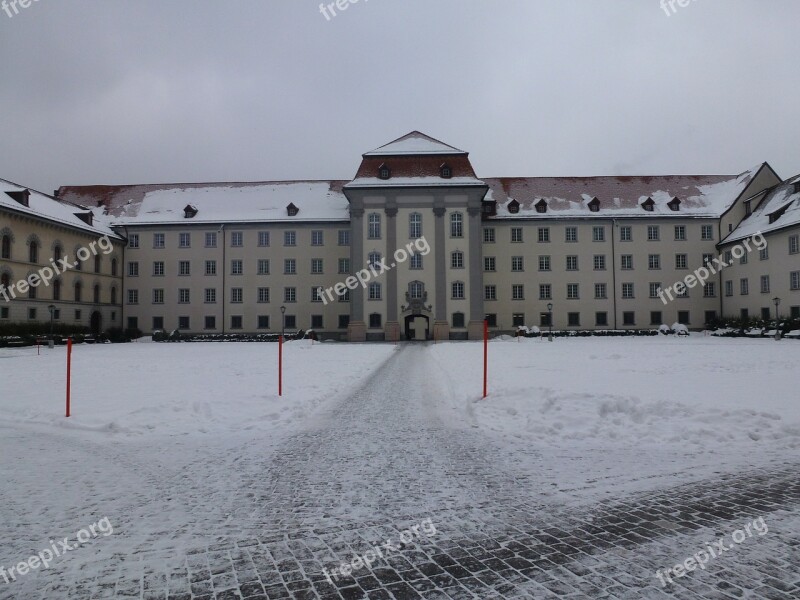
xmin=378 ymin=164 xmax=391 ymax=180
xmin=74 ymin=212 xmax=93 ymax=226
xmin=183 ymin=204 xmax=198 ymax=219
xmin=668 ymin=197 xmax=681 ymax=212
xmin=508 ymin=199 xmax=521 ymax=214
xmin=744 ymin=200 xmax=752 ymax=216
xmin=641 ymin=198 xmax=655 ymax=212
xmin=286 ymin=203 xmax=299 ymax=217
xmin=5 ymin=190 xmax=30 ymax=207
xmin=588 ymin=197 xmax=600 ymax=213
xmin=768 ymin=203 xmax=791 ymax=224
xmin=794 ymin=181 xmax=800 ymax=194
xmin=482 ymin=200 xmax=497 ymax=217
xmin=440 ymin=164 xmax=452 ymax=179
xmin=535 ymin=199 xmax=548 ymax=214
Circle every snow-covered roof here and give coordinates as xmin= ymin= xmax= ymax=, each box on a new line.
xmin=484 ymin=165 xmax=764 ymax=220
xmin=723 ymin=174 xmax=800 ymax=244
xmin=0 ymin=178 xmax=119 ymax=238
xmin=104 ymin=181 xmax=350 ymax=226
xmin=345 ymin=176 xmax=486 ymax=189
xmin=364 ymin=131 xmax=466 ymax=156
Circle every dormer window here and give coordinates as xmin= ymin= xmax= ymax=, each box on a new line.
xmin=378 ymin=163 xmax=391 ymax=180
xmin=183 ymin=204 xmax=198 ymax=219
xmin=287 ymin=203 xmax=299 ymax=217
xmin=588 ymin=197 xmax=600 ymax=213
xmin=74 ymin=212 xmax=93 ymax=226
xmin=794 ymin=181 xmax=800 ymax=194
xmin=5 ymin=190 xmax=30 ymax=207
xmin=641 ymin=198 xmax=655 ymax=212
xmin=508 ymin=199 xmax=521 ymax=214
xmin=768 ymin=202 xmax=791 ymax=224
xmin=667 ymin=197 xmax=681 ymax=212
xmin=535 ymin=199 xmax=548 ymax=214
xmin=744 ymin=200 xmax=752 ymax=216
xmin=482 ymin=200 xmax=497 ymax=217
xmin=440 ymin=163 xmax=452 ymax=179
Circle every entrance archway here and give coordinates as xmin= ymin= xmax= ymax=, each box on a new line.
xmin=90 ymin=311 xmax=102 ymax=336
xmin=404 ymin=314 xmax=429 ymax=341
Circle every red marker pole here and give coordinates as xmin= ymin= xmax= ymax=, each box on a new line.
xmin=278 ymin=335 xmax=283 ymax=397
xmin=482 ymin=320 xmax=488 ymax=399
xmin=66 ymin=337 xmax=72 ymax=417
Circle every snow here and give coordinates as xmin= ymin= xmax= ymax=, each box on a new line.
xmin=345 ymin=176 xmax=485 ymax=189
xmin=723 ymin=174 xmax=800 ymax=244
xmin=364 ymin=131 xmax=466 ymax=156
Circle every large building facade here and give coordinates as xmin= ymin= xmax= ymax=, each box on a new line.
xmin=5 ymin=131 xmax=799 ymax=340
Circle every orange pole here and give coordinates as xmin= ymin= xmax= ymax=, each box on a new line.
xmin=483 ymin=320 xmax=488 ymax=399
xmin=278 ymin=335 xmax=283 ymax=397
xmin=66 ymin=338 xmax=72 ymax=417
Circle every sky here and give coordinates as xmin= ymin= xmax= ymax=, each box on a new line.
xmin=1 ymin=0 xmax=799 ymax=195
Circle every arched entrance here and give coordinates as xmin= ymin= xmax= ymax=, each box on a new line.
xmin=404 ymin=314 xmax=429 ymax=341
xmin=90 ymin=311 xmax=102 ymax=336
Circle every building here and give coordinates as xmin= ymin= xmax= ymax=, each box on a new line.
xmin=6 ymin=131 xmax=797 ymax=341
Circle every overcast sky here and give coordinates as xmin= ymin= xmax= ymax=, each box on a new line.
xmin=1 ymin=0 xmax=798 ymax=195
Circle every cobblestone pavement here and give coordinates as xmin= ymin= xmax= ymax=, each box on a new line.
xmin=3 ymin=345 xmax=799 ymax=599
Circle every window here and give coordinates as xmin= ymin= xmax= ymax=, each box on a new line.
xmin=309 ymin=230 xmax=323 ymax=246
xmin=513 ymin=256 xmax=525 ymax=272
xmin=596 ymin=312 xmax=608 ymax=326
xmin=452 ymin=281 xmax=465 ymax=299
xmin=675 ymin=254 xmax=688 ymax=269
xmin=153 ymin=289 xmax=164 ymax=304
xmin=650 ymin=311 xmax=662 ymax=325
xmin=450 ymin=213 xmax=464 ymax=238
xmin=204 ymin=288 xmax=217 ymax=304
xmin=128 ymin=234 xmax=139 ymax=249
xmin=333 ymin=258 xmax=348 ymax=275
xmin=368 ymin=214 xmax=381 ymax=239
xmin=511 ymin=227 xmax=523 ymax=243
xmin=678 ymin=311 xmax=690 ymax=325
xmin=94 ymin=255 xmax=101 ymax=274
xmin=205 ymin=260 xmax=217 ymax=276
xmin=379 ymin=164 xmax=391 ymax=179
xmin=648 ymin=254 xmax=661 ymax=270
xmin=725 ymin=280 xmax=734 ymax=296
xmin=338 ymin=315 xmax=350 ymax=329
xmin=485 ymin=285 xmax=497 ymax=301
xmin=179 ymin=233 xmax=191 ymax=248
xmin=539 ymin=256 xmax=550 ymax=271
xmin=512 ymin=284 xmax=525 ymax=300
xmin=647 ymin=226 xmax=660 ymax=241
xmin=284 ymin=287 xmax=296 ymax=303
xmin=592 ymin=226 xmax=605 ymax=242
xmin=791 ymin=306 xmax=800 ymax=319
xmin=338 ymin=230 xmax=350 ymax=246
xmin=28 ymin=282 xmax=36 ymax=299
xmin=762 ymin=307 xmax=771 ymax=320
xmin=677 ymin=285 xmax=689 ymax=298
xmin=409 ymin=281 xmax=424 ymax=300
xmin=367 ymin=252 xmax=382 ymax=269
xmin=284 ymin=259 xmax=296 ymax=275
xmin=790 ymin=235 xmax=799 ymax=255
xmin=231 ymin=232 xmax=243 ymax=247
xmin=452 ymin=312 xmax=466 ymax=328
xmin=311 ymin=315 xmax=324 ymax=329
xmin=153 ymin=233 xmax=165 ymax=249
xmin=565 ymin=227 xmax=578 ymax=243
xmin=484 ymin=257 xmax=496 ymax=272
xmin=702 ymin=253 xmax=714 ymax=266
xmin=701 ymin=225 xmax=714 ymax=241
xmin=704 ymin=283 xmax=716 ymax=298
xmin=231 ymin=259 xmax=243 ymax=275
xmin=153 ymin=261 xmax=165 ymax=276
xmin=28 ymin=308 xmax=37 ymax=320
xmin=594 ymin=283 xmax=607 ymax=299
xmin=485 ymin=314 xmax=497 ymax=328
xmin=258 ymin=316 xmax=270 ymax=330
xmin=539 ymin=284 xmax=551 ymax=300
xmin=451 ymin=251 xmax=464 ymax=269
xmin=566 ymin=256 xmax=579 ymax=271
xmin=53 ymin=279 xmax=61 ymax=300
xmin=705 ymin=311 xmax=718 ymax=324
xmin=369 ymin=313 xmax=382 ymax=329
xmin=178 ymin=316 xmax=190 ymax=330
xmin=649 ymin=283 xmax=661 ymax=298
xmin=409 ymin=213 xmax=422 ymax=239
xmin=740 ymin=252 xmax=748 ymax=265
xmin=593 ymin=255 xmax=606 ymax=271
xmin=760 ymin=275 xmax=770 ymax=294
xmin=367 ymin=282 xmax=381 ymax=301
xmin=791 ymin=271 xmax=800 ymax=291
xmin=0 ymin=307 xmax=7 ymax=319
xmin=228 ymin=288 xmax=242 ymax=303
xmin=513 ymin=313 xmax=526 ymax=327
xmin=339 ymin=289 xmax=350 ymax=303
xmin=760 ymin=247 xmax=769 ymax=261
xmin=74 ymin=282 xmax=82 ymax=302
xmin=205 ymin=232 xmax=217 ymax=248
xmin=284 ymin=315 xmax=297 ymax=329
xmin=128 ymin=262 xmax=139 ymax=277
xmin=621 ymin=255 xmax=633 ymax=270
xmin=623 ymin=312 xmax=635 ymax=326
xmin=740 ymin=308 xmax=749 ymax=320
xmin=311 ymin=259 xmax=324 ymax=274
xmin=740 ymin=279 xmax=749 ymax=295
xmin=257 ymin=287 xmax=270 ymax=303
xmin=567 ymin=312 xmax=580 ymax=327
xmin=284 ymin=231 xmax=296 ymax=246
xmin=567 ymin=284 xmax=579 ymax=299
xmin=204 ymin=316 xmax=216 ymax=330
xmin=179 ymin=289 xmax=190 ymax=304
xmin=179 ymin=261 xmax=190 ymax=276
xmin=311 ymin=287 xmax=323 ymax=303
xmin=112 ymin=258 xmax=118 ymax=277
xmin=538 ymin=227 xmax=550 ymax=243
xmin=255 ymin=231 xmax=270 ymax=247
xmin=409 ymin=253 xmax=423 ymax=269
xmin=258 ymin=259 xmax=269 ymax=275
xmin=483 ymin=228 xmax=495 ymax=243
xmin=620 ymin=226 xmax=632 ymax=242
xmin=622 ymin=283 xmax=634 ymax=299
xmin=674 ymin=226 xmax=686 ymax=241
xmin=127 ymin=289 xmax=138 ymax=304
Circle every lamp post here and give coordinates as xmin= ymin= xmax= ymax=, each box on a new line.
xmin=547 ymin=302 xmax=553 ymax=342
xmin=773 ymin=297 xmax=781 ymax=340
xmin=280 ymin=305 xmax=286 ymax=339
xmin=48 ymin=304 xmax=56 ymax=342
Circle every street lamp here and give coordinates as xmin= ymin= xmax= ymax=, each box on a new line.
xmin=773 ymin=297 xmax=781 ymax=340
xmin=47 ymin=304 xmax=56 ymax=342
xmin=547 ymin=302 xmax=554 ymax=342
xmin=280 ymin=305 xmax=286 ymax=339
